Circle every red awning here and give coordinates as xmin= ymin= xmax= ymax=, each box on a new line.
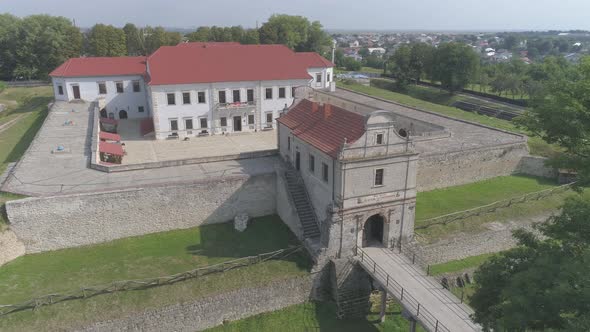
xmin=99 ymin=131 xmax=121 ymax=142
xmin=100 ymin=117 xmax=118 ymax=125
xmin=99 ymin=141 xmax=124 ymax=156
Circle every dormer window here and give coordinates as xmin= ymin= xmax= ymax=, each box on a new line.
xmin=376 ymin=133 xmax=384 ymax=145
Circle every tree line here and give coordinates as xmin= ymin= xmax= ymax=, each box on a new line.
xmin=0 ymin=13 xmax=332 ymax=80
xmin=385 ymin=41 xmax=574 ymax=98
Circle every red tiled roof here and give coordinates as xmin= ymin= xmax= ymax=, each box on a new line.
xmin=176 ymin=42 xmax=241 ymax=47
xmin=278 ymin=99 xmax=366 ymax=158
xmin=147 ymin=44 xmax=314 ymax=85
xmin=50 ymin=57 xmax=147 ymax=78
xmin=99 ymin=131 xmax=121 ymax=141
xmin=99 ymin=141 xmax=124 ymax=156
xmin=295 ymin=52 xmax=335 ymax=68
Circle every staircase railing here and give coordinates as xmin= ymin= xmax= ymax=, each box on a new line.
xmin=286 ymin=168 xmax=321 ymax=233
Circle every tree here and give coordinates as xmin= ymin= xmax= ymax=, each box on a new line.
xmin=12 ymin=15 xmax=82 ymax=79
xmin=144 ymin=26 xmax=181 ymax=54
xmin=123 ymin=23 xmax=145 ymax=55
xmin=388 ymin=45 xmax=412 ymax=90
xmin=471 ymin=196 xmax=590 ymax=331
xmin=409 ymin=43 xmax=435 ymax=83
xmin=432 ymin=42 xmax=479 ymax=94
xmin=259 ymin=14 xmax=331 ymax=53
xmin=0 ymin=14 xmax=20 ymax=79
xmin=241 ymin=29 xmax=259 ymax=44
xmin=517 ymin=57 xmax=590 ymax=184
xmin=334 ymin=49 xmax=345 ymax=68
xmin=87 ymin=24 xmax=126 ymax=57
xmin=186 ymin=26 xmax=210 ymax=42
xmin=342 ymin=57 xmax=361 ymax=71
xmin=502 ymin=34 xmax=519 ymax=50
xmin=359 ymin=47 xmax=370 ymax=58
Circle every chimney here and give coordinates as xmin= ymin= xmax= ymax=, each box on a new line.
xmin=324 ymin=103 xmax=332 ymax=120
xmin=312 ymin=102 xmax=319 ymax=113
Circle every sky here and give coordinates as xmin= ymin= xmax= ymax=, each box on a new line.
xmin=2 ymin=0 xmax=590 ymax=31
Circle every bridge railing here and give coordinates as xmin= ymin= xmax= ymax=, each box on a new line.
xmin=356 ymin=247 xmax=450 ymax=332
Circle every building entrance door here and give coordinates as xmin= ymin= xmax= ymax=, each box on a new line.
xmin=363 ymin=214 xmax=385 ymax=247
xmin=295 ymin=151 xmax=301 ymax=171
xmin=233 ymin=116 xmax=242 ymax=132
xmin=72 ymin=85 xmax=81 ymax=99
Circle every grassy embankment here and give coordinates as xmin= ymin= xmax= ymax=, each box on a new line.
xmin=207 ymin=295 xmax=426 ymax=332
xmin=0 ymin=216 xmax=311 ymax=331
xmin=338 ymin=80 xmax=559 ymax=158
xmin=0 ymin=85 xmax=53 ymax=231
xmin=415 ymin=175 xmax=588 ymax=242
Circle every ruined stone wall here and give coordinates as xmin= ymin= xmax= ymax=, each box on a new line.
xmin=6 ymin=174 xmax=276 ymax=253
xmin=417 ymin=142 xmax=529 ymax=192
xmin=79 ymin=276 xmax=313 ymax=332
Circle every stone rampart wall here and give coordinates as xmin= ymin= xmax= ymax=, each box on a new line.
xmin=79 ymin=276 xmax=313 ymax=332
xmin=6 ymin=174 xmax=276 ymax=253
xmin=516 ymin=155 xmax=557 ymax=179
xmin=417 ymin=143 xmax=529 ymax=191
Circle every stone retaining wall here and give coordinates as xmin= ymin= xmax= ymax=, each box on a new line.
xmin=78 ymin=276 xmax=313 ymax=332
xmin=0 ymin=230 xmax=25 ymax=267
xmin=6 ymin=174 xmax=276 ymax=253
xmin=417 ymin=143 xmax=529 ymax=191
xmin=516 ymin=155 xmax=557 ymax=179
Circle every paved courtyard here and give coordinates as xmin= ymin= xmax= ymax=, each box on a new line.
xmin=1 ymin=101 xmax=279 ymax=197
xmin=118 ymin=120 xmax=277 ymax=164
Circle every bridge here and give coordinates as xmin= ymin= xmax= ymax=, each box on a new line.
xmin=356 ymin=247 xmax=481 ymax=332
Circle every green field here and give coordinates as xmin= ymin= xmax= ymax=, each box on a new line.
xmin=0 ymin=216 xmax=311 ymax=331
xmin=414 ymin=175 xmax=589 ymax=241
xmin=337 ymin=80 xmax=559 ymax=158
xmin=430 ymin=253 xmax=496 ymax=276
xmin=207 ymin=296 xmax=425 ymax=332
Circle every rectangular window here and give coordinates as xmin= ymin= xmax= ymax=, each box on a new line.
xmin=374 ymin=169 xmax=384 ymax=186
xmin=233 ymin=90 xmax=240 ymax=103
xmin=98 ymin=82 xmax=107 ymax=94
xmin=220 ymin=117 xmax=227 ymax=127
xmin=248 ymin=114 xmax=255 ymax=124
xmin=200 ymin=117 xmax=208 ymax=129
xmin=265 ymin=88 xmax=273 ymax=100
xmin=292 ymin=87 xmax=296 ymax=98
xmin=185 ymin=118 xmax=193 ymax=130
xmin=198 ymin=91 xmax=206 ymax=103
xmin=322 ymin=163 xmax=329 ymax=183
xmin=170 ymin=119 xmax=178 ymax=132
xmin=138 ymin=106 xmax=144 ymax=113
xmin=116 ymin=82 xmax=124 ymax=93
xmin=182 ymin=92 xmax=191 ymax=104
xmin=58 ymin=85 xmax=64 ymax=95
xmin=247 ymin=89 xmax=254 ymax=102
xmin=287 ymin=137 xmax=291 ymax=151
xmin=266 ymin=112 xmax=273 ymax=123
xmin=309 ymin=154 xmax=315 ymax=173
xmin=327 ymin=73 xmax=331 ymax=82
xmin=133 ymin=81 xmax=141 ymax=92
xmin=167 ymin=93 xmax=176 ymax=105
xmin=376 ymin=133 xmax=384 ymax=145
xmin=278 ymin=87 xmax=286 ymax=99
xmin=316 ymin=73 xmax=322 ymax=83
xmin=218 ymin=90 xmax=226 ymax=104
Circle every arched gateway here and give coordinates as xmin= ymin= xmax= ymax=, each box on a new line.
xmin=363 ymin=214 xmax=385 ymax=247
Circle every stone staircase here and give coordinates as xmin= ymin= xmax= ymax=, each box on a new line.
xmin=284 ymin=169 xmax=321 ymax=239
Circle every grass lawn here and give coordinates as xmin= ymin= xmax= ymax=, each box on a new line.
xmin=414 ymin=175 xmax=590 ymax=242
xmin=429 ymin=253 xmax=496 ymax=276
xmin=338 ymin=80 xmax=559 ymax=158
xmin=416 ymin=175 xmax=559 ymax=221
xmin=207 ymin=296 xmax=426 ymax=332
xmin=0 ymin=86 xmax=53 ymax=174
xmin=0 ymin=216 xmax=311 ymax=331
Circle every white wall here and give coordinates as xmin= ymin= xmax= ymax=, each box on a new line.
xmin=151 ymin=79 xmax=309 ymax=139
xmin=307 ymin=67 xmax=333 ymax=89
xmin=52 ymin=77 xmax=68 ymax=101
xmin=54 ymin=75 xmax=149 ymax=120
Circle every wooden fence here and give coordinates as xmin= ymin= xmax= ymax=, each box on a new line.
xmin=416 ymin=183 xmax=574 ymax=230
xmin=0 ymin=245 xmax=303 ymax=317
